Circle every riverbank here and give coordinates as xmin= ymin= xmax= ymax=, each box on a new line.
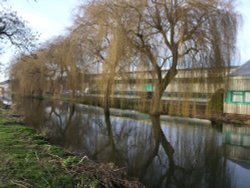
xmin=0 ymin=106 xmax=142 ymax=188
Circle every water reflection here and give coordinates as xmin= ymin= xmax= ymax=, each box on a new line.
xmin=16 ymin=98 xmax=250 ymax=188
xmin=223 ymin=124 xmax=250 ymax=164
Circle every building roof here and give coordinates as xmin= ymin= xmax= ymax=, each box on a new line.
xmin=230 ymin=60 xmax=250 ymax=76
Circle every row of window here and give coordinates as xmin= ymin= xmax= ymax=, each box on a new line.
xmin=226 ymin=91 xmax=250 ymax=104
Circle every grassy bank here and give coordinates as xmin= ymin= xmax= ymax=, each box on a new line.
xmin=0 ymin=106 xmax=142 ymax=188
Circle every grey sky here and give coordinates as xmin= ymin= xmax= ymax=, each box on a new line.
xmin=9 ymin=0 xmax=81 ymax=41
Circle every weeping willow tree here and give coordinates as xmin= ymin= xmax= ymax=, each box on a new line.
xmin=74 ymin=1 xmax=136 ymax=116
xmin=10 ymin=32 xmax=89 ymax=99
xmin=83 ymin=0 xmax=239 ymax=116
xmin=11 ymin=0 xmax=239 ymax=118
xmin=47 ymin=36 xmax=85 ymax=98
xmin=10 ymin=50 xmax=49 ymax=97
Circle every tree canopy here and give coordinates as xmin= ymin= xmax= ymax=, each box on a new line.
xmin=10 ymin=0 xmax=240 ymax=116
xmin=78 ymin=0 xmax=239 ymax=115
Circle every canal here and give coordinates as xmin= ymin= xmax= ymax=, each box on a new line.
xmin=15 ymin=98 xmax=250 ymax=188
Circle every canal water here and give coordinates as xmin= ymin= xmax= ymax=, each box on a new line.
xmin=16 ymin=98 xmax=250 ymax=188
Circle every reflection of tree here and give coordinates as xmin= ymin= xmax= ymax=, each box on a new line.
xmin=92 ymin=112 xmax=137 ymax=167
xmin=140 ymin=115 xmax=234 ymax=188
xmin=48 ymin=101 xmax=63 ymax=127
xmin=17 ymin=99 xmax=236 ymax=188
xmin=60 ymin=103 xmax=80 ymax=148
xmin=14 ymin=98 xmax=47 ymax=131
xmin=138 ymin=115 xmax=175 ymax=187
xmin=104 ymin=112 xmax=120 ymax=162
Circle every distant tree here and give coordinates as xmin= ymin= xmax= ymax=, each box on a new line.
xmin=10 ymin=32 xmax=92 ymax=98
xmin=0 ymin=5 xmax=37 ymax=53
xmin=10 ymin=50 xmax=48 ymax=97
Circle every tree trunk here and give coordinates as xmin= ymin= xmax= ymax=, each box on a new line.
xmin=103 ymin=77 xmax=112 ymax=117
xmin=104 ymin=111 xmax=118 ymax=161
xmin=150 ymin=49 xmax=178 ymax=116
xmin=150 ymin=115 xmax=175 ymax=185
xmin=150 ymin=83 xmax=163 ymax=115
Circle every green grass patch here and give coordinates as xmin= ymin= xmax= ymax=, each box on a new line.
xmin=0 ymin=125 xmax=97 ymax=187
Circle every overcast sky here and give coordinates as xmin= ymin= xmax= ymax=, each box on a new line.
xmin=237 ymin=0 xmax=250 ymax=64
xmin=0 ymin=0 xmax=250 ymax=81
xmin=8 ymin=0 xmax=81 ymax=41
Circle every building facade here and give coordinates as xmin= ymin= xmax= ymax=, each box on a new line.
xmin=0 ymin=80 xmax=10 ymax=99
xmin=224 ymin=61 xmax=250 ymax=115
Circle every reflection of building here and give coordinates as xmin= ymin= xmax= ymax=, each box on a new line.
xmin=224 ymin=60 xmax=250 ymax=115
xmin=223 ymin=124 xmax=250 ymax=163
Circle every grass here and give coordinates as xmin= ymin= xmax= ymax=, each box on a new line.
xmin=0 ymin=106 xmax=142 ymax=188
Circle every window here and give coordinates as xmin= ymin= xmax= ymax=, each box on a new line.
xmin=232 ymin=91 xmax=244 ymax=102
xmin=245 ymin=92 xmax=250 ymax=102
xmin=144 ymin=84 xmax=153 ymax=92
xmin=232 ymin=95 xmax=243 ymax=102
xmin=227 ymin=91 xmax=250 ymax=104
